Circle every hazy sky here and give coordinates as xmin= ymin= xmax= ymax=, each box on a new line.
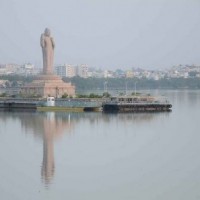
xmin=0 ymin=0 xmax=200 ymax=69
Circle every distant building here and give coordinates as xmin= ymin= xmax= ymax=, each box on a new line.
xmin=77 ymin=64 xmax=88 ymax=78
xmin=0 ymin=68 xmax=7 ymax=75
xmin=24 ymin=63 xmax=34 ymax=70
xmin=55 ymin=65 xmax=67 ymax=77
xmin=104 ymin=70 xmax=114 ymax=78
xmin=115 ymin=69 xmax=125 ymax=78
xmin=67 ymin=65 xmax=76 ymax=77
xmin=0 ymin=80 xmax=9 ymax=88
xmin=91 ymin=70 xmax=104 ymax=78
xmin=55 ymin=64 xmax=76 ymax=78
xmin=18 ymin=63 xmax=36 ymax=76
xmin=3 ymin=63 xmax=19 ymax=74
xmin=126 ymin=70 xmax=134 ymax=78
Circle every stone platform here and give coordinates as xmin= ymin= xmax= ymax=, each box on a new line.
xmin=21 ymin=74 xmax=75 ymax=98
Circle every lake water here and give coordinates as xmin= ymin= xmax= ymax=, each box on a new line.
xmin=0 ymin=90 xmax=200 ymax=200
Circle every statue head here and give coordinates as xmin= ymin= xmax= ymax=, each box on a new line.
xmin=44 ymin=28 xmax=51 ymax=37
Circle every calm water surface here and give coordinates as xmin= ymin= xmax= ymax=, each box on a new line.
xmin=0 ymin=90 xmax=200 ymax=200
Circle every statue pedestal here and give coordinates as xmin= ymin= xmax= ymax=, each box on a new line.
xmin=21 ymin=74 xmax=75 ymax=98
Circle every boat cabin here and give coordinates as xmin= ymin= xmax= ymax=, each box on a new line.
xmin=109 ymin=96 xmax=156 ymax=104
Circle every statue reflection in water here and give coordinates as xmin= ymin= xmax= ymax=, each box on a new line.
xmin=41 ymin=112 xmax=55 ymax=185
xmin=17 ymin=111 xmax=73 ymax=186
xmin=41 ymin=112 xmax=72 ymax=185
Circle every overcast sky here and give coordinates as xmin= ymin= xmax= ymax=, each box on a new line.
xmin=0 ymin=0 xmax=200 ymax=69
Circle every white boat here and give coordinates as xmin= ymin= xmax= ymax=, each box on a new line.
xmin=102 ymin=95 xmax=172 ymax=112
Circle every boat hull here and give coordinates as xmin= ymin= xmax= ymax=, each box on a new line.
xmin=102 ymin=103 xmax=172 ymax=113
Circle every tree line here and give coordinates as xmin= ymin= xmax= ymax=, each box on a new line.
xmin=1 ymin=75 xmax=200 ymax=90
xmin=64 ymin=76 xmax=200 ymax=90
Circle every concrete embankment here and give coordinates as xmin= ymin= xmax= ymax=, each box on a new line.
xmin=0 ymin=98 xmax=102 ymax=112
xmin=0 ymin=102 xmax=37 ymax=111
xmin=37 ymin=106 xmax=84 ymax=112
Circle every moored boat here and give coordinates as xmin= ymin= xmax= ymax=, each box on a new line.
xmin=102 ymin=95 xmax=172 ymax=112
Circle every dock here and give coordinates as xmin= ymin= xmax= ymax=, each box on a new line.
xmin=0 ymin=98 xmax=102 ymax=112
xmin=0 ymin=96 xmax=172 ymax=113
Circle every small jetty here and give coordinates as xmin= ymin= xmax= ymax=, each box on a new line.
xmin=0 ymin=98 xmax=102 ymax=112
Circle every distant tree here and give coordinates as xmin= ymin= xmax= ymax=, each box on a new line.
xmin=0 ymin=92 xmax=7 ymax=97
xmin=76 ymin=94 xmax=88 ymax=98
xmin=5 ymin=81 xmax=11 ymax=87
xmin=61 ymin=93 xmax=68 ymax=98
xmin=89 ymin=93 xmax=102 ymax=98
xmin=102 ymin=92 xmax=111 ymax=97
xmin=131 ymin=92 xmax=141 ymax=96
xmin=188 ymin=71 xmax=197 ymax=78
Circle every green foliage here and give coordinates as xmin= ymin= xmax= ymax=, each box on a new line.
xmin=76 ymin=93 xmax=102 ymax=98
xmin=0 ymin=92 xmax=7 ymax=97
xmin=68 ymin=77 xmax=200 ymax=90
xmin=29 ymin=93 xmax=42 ymax=98
xmin=188 ymin=71 xmax=198 ymax=77
xmin=102 ymin=92 xmax=111 ymax=97
xmin=0 ymin=75 xmax=34 ymax=83
xmin=131 ymin=92 xmax=141 ymax=96
xmin=89 ymin=93 xmax=102 ymax=98
xmin=1 ymin=75 xmax=200 ymax=91
xmin=76 ymin=94 xmax=88 ymax=98
xmin=61 ymin=93 xmax=68 ymax=98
